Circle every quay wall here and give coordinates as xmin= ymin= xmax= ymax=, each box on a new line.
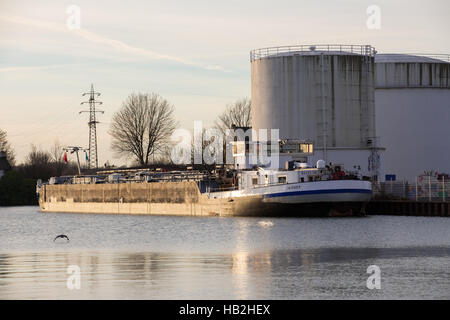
xmin=367 ymin=200 xmax=449 ymax=217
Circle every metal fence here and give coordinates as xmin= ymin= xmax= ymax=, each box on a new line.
xmin=373 ymin=179 xmax=449 ymax=202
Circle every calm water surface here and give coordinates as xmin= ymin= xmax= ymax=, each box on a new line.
xmin=0 ymin=206 xmax=449 ymax=299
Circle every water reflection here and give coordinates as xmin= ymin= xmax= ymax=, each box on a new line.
xmin=2 ymin=208 xmax=449 ymax=299
xmin=0 ymin=246 xmax=448 ymax=299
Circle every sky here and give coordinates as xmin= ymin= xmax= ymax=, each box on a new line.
xmin=0 ymin=0 xmax=449 ymax=166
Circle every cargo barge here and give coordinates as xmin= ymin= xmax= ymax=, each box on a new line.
xmin=37 ymin=160 xmax=372 ymax=217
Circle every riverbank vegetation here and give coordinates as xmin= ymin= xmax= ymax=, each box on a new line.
xmin=0 ymin=171 xmax=37 ymax=206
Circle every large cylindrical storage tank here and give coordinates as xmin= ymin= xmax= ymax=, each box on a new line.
xmin=375 ymin=54 xmax=450 ymax=181
xmin=251 ymin=45 xmax=381 ymax=178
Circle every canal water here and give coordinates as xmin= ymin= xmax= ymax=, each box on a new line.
xmin=0 ymin=206 xmax=449 ymax=299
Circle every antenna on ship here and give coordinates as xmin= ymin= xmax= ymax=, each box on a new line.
xmin=80 ymin=84 xmax=104 ymax=169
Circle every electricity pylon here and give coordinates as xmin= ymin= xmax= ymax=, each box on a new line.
xmin=80 ymin=84 xmax=104 ymax=169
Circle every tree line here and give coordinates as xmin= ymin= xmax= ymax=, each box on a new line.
xmin=0 ymin=138 xmax=80 ymax=206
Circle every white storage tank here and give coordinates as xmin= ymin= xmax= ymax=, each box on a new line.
xmin=250 ymin=45 xmax=382 ymax=179
xmin=375 ymin=54 xmax=450 ymax=181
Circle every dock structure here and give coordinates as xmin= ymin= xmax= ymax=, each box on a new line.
xmin=367 ymin=200 xmax=449 ymax=217
xmin=368 ymin=179 xmax=449 ymax=216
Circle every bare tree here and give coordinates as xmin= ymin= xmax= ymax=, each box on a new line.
xmin=191 ymin=127 xmax=223 ymax=165
xmin=215 ymin=97 xmax=251 ymax=135
xmin=0 ymin=128 xmax=16 ymax=166
xmin=50 ymin=140 xmax=66 ymax=176
xmin=22 ymin=144 xmax=53 ymax=179
xmin=109 ymin=93 xmax=177 ymax=166
xmin=154 ymin=144 xmax=175 ymax=165
xmin=25 ymin=144 xmax=51 ymax=166
xmin=214 ymin=98 xmax=251 ymax=165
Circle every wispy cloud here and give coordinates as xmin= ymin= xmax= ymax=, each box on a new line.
xmin=0 ymin=63 xmax=82 ymax=73
xmin=0 ymin=14 xmax=230 ymax=72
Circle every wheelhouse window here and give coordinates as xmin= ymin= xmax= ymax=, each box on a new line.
xmin=278 ymin=176 xmax=287 ymax=184
xmin=299 ymin=143 xmax=313 ymax=154
xmin=233 ymin=141 xmax=246 ymax=155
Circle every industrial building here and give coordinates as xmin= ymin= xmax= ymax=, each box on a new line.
xmin=249 ymin=44 xmax=450 ymax=182
xmin=250 ymin=45 xmax=382 ymax=180
xmin=375 ymin=54 xmax=450 ymax=181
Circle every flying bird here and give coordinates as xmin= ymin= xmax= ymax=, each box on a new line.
xmin=53 ymin=234 xmax=70 ymax=242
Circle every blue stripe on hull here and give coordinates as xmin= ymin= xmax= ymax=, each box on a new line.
xmin=263 ymin=188 xmax=372 ymax=199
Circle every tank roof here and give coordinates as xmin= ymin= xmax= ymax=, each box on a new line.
xmin=375 ymin=53 xmax=450 ymax=64
xmin=250 ymin=45 xmax=376 ymax=61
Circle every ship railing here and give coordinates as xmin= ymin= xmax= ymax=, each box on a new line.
xmin=53 ymin=171 xmax=212 ymax=184
xmin=208 ymin=179 xmax=313 ymax=192
xmin=248 ymin=175 xmax=365 ymax=190
xmin=248 ymin=180 xmax=315 ymax=190
xmin=146 ymin=173 xmax=210 ymax=182
xmin=250 ymin=44 xmax=376 ymax=61
xmin=207 ymin=185 xmax=239 ymax=193
xmin=207 ymin=180 xmax=302 ymax=193
xmin=208 ymin=177 xmax=367 ymax=194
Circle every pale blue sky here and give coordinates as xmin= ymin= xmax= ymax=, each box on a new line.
xmin=1 ymin=0 xmax=449 ymax=165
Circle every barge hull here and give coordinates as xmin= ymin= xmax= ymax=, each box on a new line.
xmin=39 ymin=181 xmax=367 ymax=217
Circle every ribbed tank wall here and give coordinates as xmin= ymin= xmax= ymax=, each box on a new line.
xmin=376 ymin=61 xmax=450 ymax=88
xmin=375 ymin=55 xmax=450 ymax=180
xmin=251 ymin=53 xmax=375 ymax=148
xmin=375 ymin=89 xmax=450 ymax=180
